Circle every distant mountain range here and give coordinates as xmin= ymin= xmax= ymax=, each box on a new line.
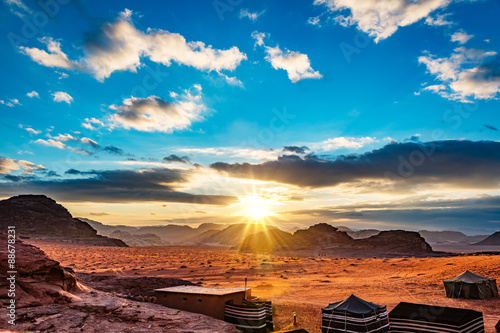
xmin=0 ymin=195 xmax=126 ymax=246
xmin=418 ymin=230 xmax=489 ymax=245
xmin=1 ymin=195 xmax=498 ymax=250
xmin=81 ymin=218 xmax=226 ymax=246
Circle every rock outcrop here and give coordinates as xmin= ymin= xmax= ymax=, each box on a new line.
xmin=0 ymin=233 xmax=79 ymax=308
xmin=0 ymin=234 xmax=239 ymax=332
xmin=0 ymin=195 xmax=126 ymax=246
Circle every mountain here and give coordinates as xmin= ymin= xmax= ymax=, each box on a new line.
xmin=236 ymin=228 xmax=297 ymax=252
xmin=81 ymin=218 xmax=225 ymax=245
xmin=473 ymin=231 xmax=500 ymax=246
xmin=352 ymin=230 xmax=433 ymax=253
xmin=110 ymin=230 xmax=165 ymax=246
xmin=0 ymin=195 xmax=126 ymax=246
xmin=193 ymin=223 xmax=278 ymax=246
xmin=237 ymin=223 xmax=433 ymax=254
xmin=0 ymin=233 xmax=238 ymax=332
xmin=419 ymin=230 xmax=489 ymax=245
xmin=294 ymin=223 xmax=352 ymax=248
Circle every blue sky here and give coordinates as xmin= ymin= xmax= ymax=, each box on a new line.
xmin=1 ymin=0 xmax=500 ymax=232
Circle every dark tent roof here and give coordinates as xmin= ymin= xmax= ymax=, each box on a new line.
xmin=389 ymin=302 xmax=483 ymax=326
xmin=444 ymin=270 xmax=495 ymax=283
xmin=322 ymin=294 xmax=384 ymax=314
xmin=496 ymin=319 xmax=500 ymax=331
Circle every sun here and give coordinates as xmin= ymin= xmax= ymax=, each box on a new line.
xmin=238 ymin=194 xmax=275 ymax=220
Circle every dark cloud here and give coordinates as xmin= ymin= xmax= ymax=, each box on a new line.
xmin=103 ymin=145 xmax=126 ymax=155
xmin=0 ymin=168 xmax=236 ymax=205
xmin=282 ymin=145 xmax=310 ymax=154
xmin=90 ymin=212 xmax=110 ymax=216
xmin=283 ymin=196 xmax=500 ymax=231
xmin=163 ymin=154 xmax=191 ymax=164
xmin=483 ymin=124 xmax=498 ymax=132
xmin=210 ymin=140 xmax=500 ymax=189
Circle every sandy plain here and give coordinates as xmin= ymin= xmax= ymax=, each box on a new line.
xmin=29 ymin=240 xmax=500 ymax=333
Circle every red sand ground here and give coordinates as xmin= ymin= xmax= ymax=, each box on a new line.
xmin=30 ymin=240 xmax=500 ymax=333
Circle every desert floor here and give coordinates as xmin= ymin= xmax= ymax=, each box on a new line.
xmin=30 ymin=241 xmax=500 ymax=333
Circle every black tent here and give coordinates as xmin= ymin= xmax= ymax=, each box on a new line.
xmin=321 ymin=294 xmax=390 ymax=333
xmin=444 ymin=270 xmax=498 ymax=299
xmin=496 ymin=319 xmax=500 ymax=333
xmin=389 ymin=302 xmax=484 ymax=333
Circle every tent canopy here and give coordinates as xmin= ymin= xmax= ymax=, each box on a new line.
xmin=322 ymin=294 xmax=384 ymax=314
xmin=389 ymin=302 xmax=483 ymax=326
xmin=444 ymin=270 xmax=495 ymax=283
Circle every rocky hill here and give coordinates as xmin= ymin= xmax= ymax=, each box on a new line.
xmin=238 ymin=223 xmax=434 ymax=255
xmin=0 ymin=195 xmax=126 ymax=246
xmin=351 ymin=230 xmax=433 ymax=253
xmin=0 ymin=233 xmax=239 ymax=332
xmin=473 ymin=231 xmax=500 ymax=246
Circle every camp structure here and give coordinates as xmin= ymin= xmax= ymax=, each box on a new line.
xmin=496 ymin=319 xmax=500 ymax=333
xmin=443 ymin=270 xmax=498 ymax=299
xmin=321 ymin=294 xmax=390 ymax=333
xmin=155 ymin=285 xmax=273 ymax=333
xmin=154 ymin=286 xmax=249 ymax=320
xmin=389 ymin=302 xmax=484 ymax=333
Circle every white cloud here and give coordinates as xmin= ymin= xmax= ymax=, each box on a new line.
xmin=425 ymin=13 xmax=454 ymax=27
xmin=177 ymin=147 xmax=280 ymax=161
xmin=251 ymin=31 xmax=268 ymax=48
xmin=49 ymin=133 xmax=99 ymax=148
xmin=4 ymin=0 xmax=32 ymax=17
xmin=109 ymin=86 xmax=207 ymax=133
xmin=252 ymin=31 xmax=322 ymax=83
xmin=318 ymin=137 xmax=376 ymax=150
xmin=82 ymin=117 xmax=105 ymax=131
xmin=239 ymin=9 xmax=266 ymax=21
xmin=52 ymin=91 xmax=73 ymax=104
xmin=0 ymin=156 xmax=44 ymax=174
xmin=25 ymin=127 xmax=42 ymax=135
xmin=51 ymin=133 xmax=75 ymax=141
xmin=419 ymin=47 xmax=500 ymax=101
xmin=21 ymin=10 xmax=246 ymax=82
xmin=314 ymin=0 xmax=451 ymax=42
xmin=26 ymin=90 xmax=39 ymax=98
xmin=34 ymin=138 xmax=91 ymax=155
xmin=82 ymin=123 xmax=97 ymax=130
xmin=451 ymin=29 xmax=473 ymax=44
xmin=307 ymin=16 xmax=321 ymax=26
xmin=0 ymin=98 xmax=21 ymax=107
xmin=34 ymin=138 xmax=68 ymax=150
xmin=20 ymin=37 xmax=79 ymax=69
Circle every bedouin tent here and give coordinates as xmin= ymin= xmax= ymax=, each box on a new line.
xmin=321 ymin=294 xmax=390 ymax=333
xmin=444 ymin=270 xmax=498 ymax=299
xmin=496 ymin=319 xmax=500 ymax=333
xmin=389 ymin=302 xmax=484 ymax=333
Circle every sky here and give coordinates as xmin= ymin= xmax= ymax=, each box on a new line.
xmin=1 ymin=0 xmax=500 ymax=233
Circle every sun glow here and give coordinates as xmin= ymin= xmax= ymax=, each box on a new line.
xmin=238 ymin=194 xmax=276 ymax=220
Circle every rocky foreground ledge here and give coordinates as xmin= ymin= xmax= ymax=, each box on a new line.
xmin=0 ymin=234 xmax=238 ymax=332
